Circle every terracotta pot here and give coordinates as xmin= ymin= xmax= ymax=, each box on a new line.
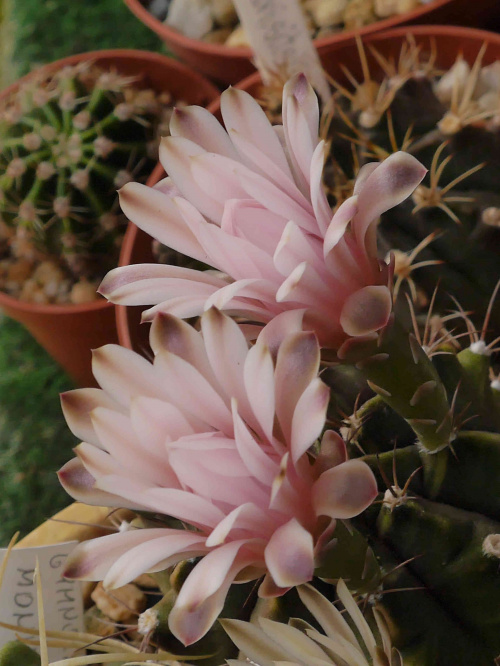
xmin=0 ymin=50 xmax=219 ymax=388
xmin=116 ymin=25 xmax=500 ymax=356
xmin=123 ymin=0 xmax=499 ymax=85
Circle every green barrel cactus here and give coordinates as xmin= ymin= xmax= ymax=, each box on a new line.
xmin=0 ymin=60 xmax=169 ymax=303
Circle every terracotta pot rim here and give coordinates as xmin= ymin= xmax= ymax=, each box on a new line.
xmin=0 ymin=48 xmax=220 ymax=100
xmin=371 ymin=22 xmax=500 ymax=42
xmin=123 ymin=0 xmax=462 ymax=58
xmin=216 ymin=23 xmax=500 ymax=96
xmin=0 ymin=288 xmax=113 ymax=315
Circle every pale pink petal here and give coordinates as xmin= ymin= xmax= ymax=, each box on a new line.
xmin=276 ymin=262 xmax=338 ymax=311
xmin=117 ymin=182 xmax=206 ymax=261
xmin=99 ymin=264 xmax=226 ymax=305
xmin=354 ymin=151 xmax=427 ymax=255
xmin=232 ymin=400 xmax=279 ymax=485
xmin=91 ymin=407 xmax=173 ymax=485
xmin=76 ymin=441 xmax=129 ymax=479
xmin=282 ymin=74 xmax=319 ymax=194
xmin=159 ymin=136 xmax=223 ymax=223
xmin=273 ymin=221 xmax=324 ymax=278
xmin=143 ymin=293 xmax=274 ymax=324
xmin=313 ymin=430 xmax=347 ymax=477
xmin=57 ymin=458 xmax=144 ymax=509
xmin=257 ymin=310 xmax=305 ymax=359
xmin=154 ymin=349 xmax=232 ymax=434
xmin=269 ymin=454 xmax=306 ymax=523
xmin=273 ymin=124 xmax=294 ymax=174
xmin=284 ymin=74 xmax=320 ymax=153
xmin=63 ymin=528 xmax=185 ymax=581
xmin=204 ymin=299 xmax=276 ymax=322
xmin=150 ymin=313 xmax=221 ymax=390
xmin=169 ymin=448 xmax=269 ymax=507
xmin=101 ymin=275 xmax=220 ymax=307
xmin=220 ymin=199 xmax=285 ymax=253
xmin=171 ymin=445 xmax=249 ymax=478
xmin=339 ymin=285 xmax=393 ymax=337
xmin=221 ymin=86 xmax=293 ymax=179
xmin=274 ymin=331 xmax=320 ymax=442
xmin=236 ymin=166 xmax=317 ymax=234
xmin=258 ymin=573 xmax=291 ymax=599
xmin=206 ymin=503 xmax=274 ymax=547
xmin=92 ymin=345 xmax=161 ymax=407
xmin=243 ymin=336 xmax=276 ymax=442
xmin=353 ymin=162 xmax=379 ymax=194
xmin=141 ymin=294 xmax=212 ymax=322
xmin=203 ymin=278 xmax=277 ymax=312
xmin=264 ymin=518 xmax=314 ymax=588
xmin=169 ymin=539 xmax=260 ymax=645
xmin=60 ymin=388 xmax=122 ymax=448
xmin=104 ymin=532 xmax=208 ymax=589
xmin=309 ymin=141 xmax=331 ymax=234
xmin=239 ymin=323 xmax=264 ymax=342
xmin=312 ymin=459 xmax=378 ymax=519
xmin=228 ymin=129 xmax=312 ymax=211
xmin=170 ymin=105 xmax=239 ymax=159
xmin=167 ymin=432 xmax=234 ymax=451
xmin=323 ymin=197 xmax=358 ymax=256
xmin=324 ymin=234 xmax=368 ymax=289
xmin=290 ymin=378 xmax=330 ymax=463
xmin=95 ymin=476 xmax=225 ymax=528
xmin=201 ymin=308 xmax=253 ymax=418
xmin=191 ymin=153 xmax=250 ymax=203
xmin=152 ymin=175 xmax=182 ymax=197
xmin=175 ymin=196 xmax=276 ymax=279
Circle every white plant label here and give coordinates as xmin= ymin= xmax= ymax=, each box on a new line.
xmin=233 ymin=0 xmax=330 ymax=103
xmin=0 ymin=542 xmax=84 ymax=660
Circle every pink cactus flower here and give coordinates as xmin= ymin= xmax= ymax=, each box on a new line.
xmin=59 ymin=309 xmax=377 ymax=645
xmin=100 ymin=74 xmax=426 ymax=350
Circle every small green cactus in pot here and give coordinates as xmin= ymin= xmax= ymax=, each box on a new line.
xmin=0 ymin=59 xmax=173 ymax=305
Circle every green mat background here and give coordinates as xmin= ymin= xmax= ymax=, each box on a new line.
xmin=0 ymin=0 xmax=163 ymax=545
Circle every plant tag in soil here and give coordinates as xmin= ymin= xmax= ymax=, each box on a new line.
xmin=233 ymin=0 xmax=330 ymax=103
xmin=0 ymin=541 xmax=84 ymax=660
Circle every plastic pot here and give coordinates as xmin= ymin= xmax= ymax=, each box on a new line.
xmin=123 ymin=0 xmax=499 ymax=85
xmin=0 ymin=50 xmax=219 ymax=388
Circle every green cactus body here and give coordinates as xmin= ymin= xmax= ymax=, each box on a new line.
xmin=0 ymin=640 xmax=40 ymax=666
xmin=0 ymin=61 xmax=168 ymax=303
xmin=375 ymin=498 xmax=500 ymax=665
xmin=341 ymin=354 xmax=500 ymax=665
